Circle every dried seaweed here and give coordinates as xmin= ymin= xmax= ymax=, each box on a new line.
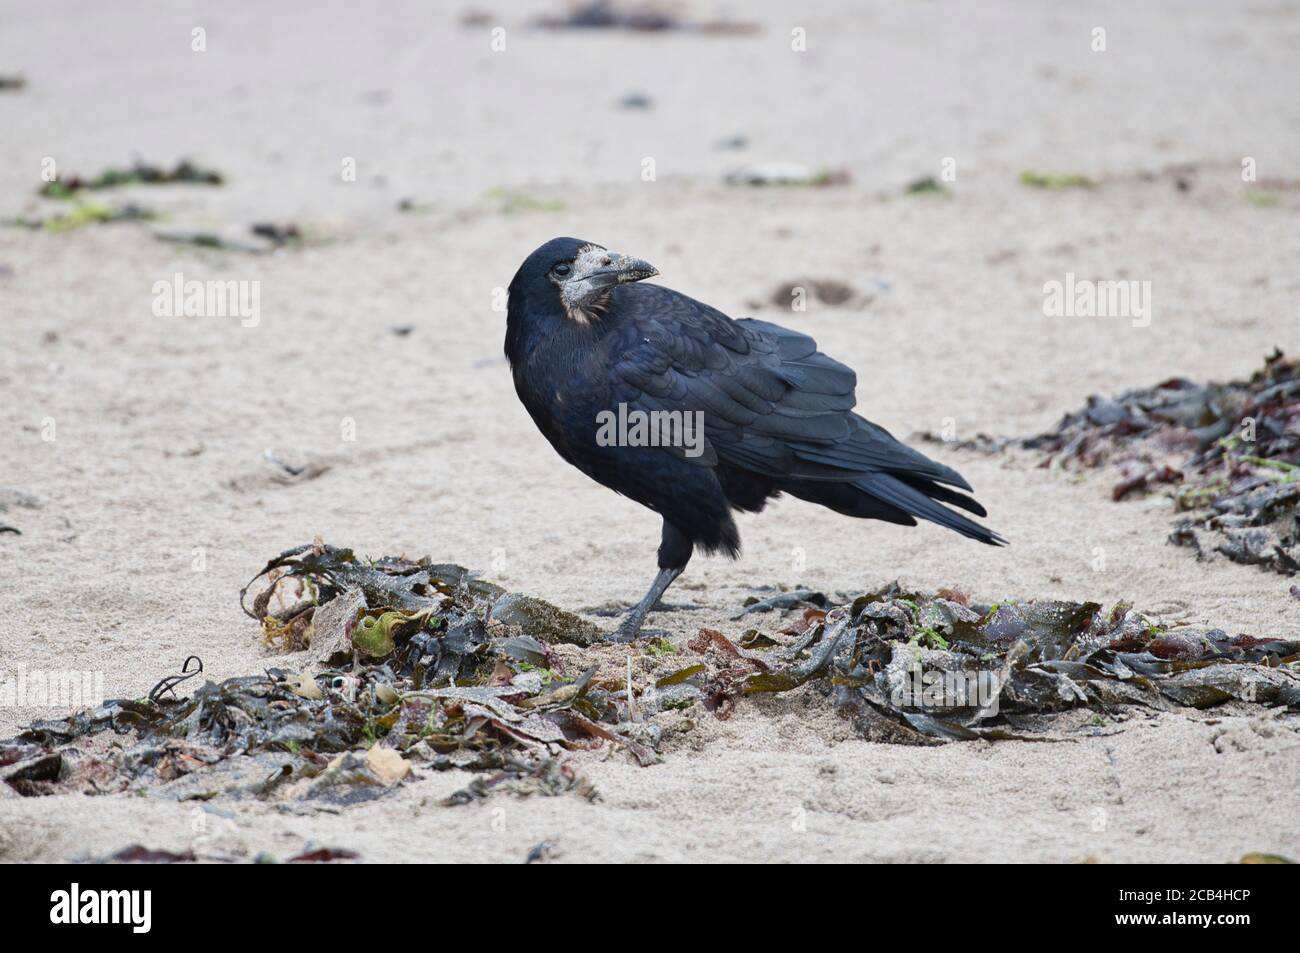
xmin=905 ymin=176 xmax=951 ymax=196
xmin=4 ymin=650 xmax=623 ymax=804
xmin=152 ymin=222 xmax=306 ymax=255
xmin=286 ymin=847 xmax=360 ymax=864
xmin=2 ymin=541 xmax=643 ymax=806
xmin=533 ymin=1 xmax=759 ymax=34
xmin=101 ymin=845 xmax=197 ymax=864
xmin=1028 ymin=350 xmax=1300 ymax=575
xmin=38 ymin=159 xmax=224 ymax=198
xmin=1019 ymin=169 xmax=1096 ymax=190
xmin=671 ymin=582 xmax=1298 ymax=743
xmin=443 ymin=755 xmax=598 ymax=806
xmin=8 ymin=201 xmax=156 ymax=232
xmin=922 ymin=351 xmax=1300 ymax=576
xmin=732 ymin=588 xmax=829 ymax=619
xmin=5 ymin=542 xmax=1295 ymax=815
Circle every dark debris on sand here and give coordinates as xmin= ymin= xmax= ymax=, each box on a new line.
xmin=1 ymin=542 xmax=644 ymax=809
xmin=4 ymin=542 xmax=1296 ymax=813
xmin=920 ymin=350 xmax=1300 ymax=575
xmin=38 ymin=159 xmax=225 ymax=199
xmin=533 ymin=1 xmax=759 ymax=34
xmin=723 ymin=584 xmax=1298 ymax=743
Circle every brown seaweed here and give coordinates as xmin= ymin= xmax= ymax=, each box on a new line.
xmin=5 ymin=544 xmax=1296 ymax=814
xmin=920 ymin=351 xmax=1300 ymax=578
xmin=39 ymin=159 xmax=225 ymax=198
xmin=692 ymin=581 xmax=1298 ymax=742
xmin=3 ymin=542 xmax=660 ymax=806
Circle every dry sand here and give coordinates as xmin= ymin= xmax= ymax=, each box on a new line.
xmin=1 ymin=0 xmax=1297 ymax=862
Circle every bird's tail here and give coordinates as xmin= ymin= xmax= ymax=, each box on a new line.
xmin=782 ymin=473 xmax=1006 ymax=546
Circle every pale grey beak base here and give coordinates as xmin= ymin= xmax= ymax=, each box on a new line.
xmin=562 ymin=246 xmax=659 ymax=317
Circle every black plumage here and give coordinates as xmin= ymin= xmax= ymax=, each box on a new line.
xmin=506 ymin=237 xmax=1004 ymax=640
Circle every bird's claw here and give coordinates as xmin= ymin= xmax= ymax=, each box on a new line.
xmin=605 ymin=623 xmax=670 ymax=643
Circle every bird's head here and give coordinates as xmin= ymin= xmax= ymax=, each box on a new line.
xmin=508 ymin=237 xmax=658 ymax=327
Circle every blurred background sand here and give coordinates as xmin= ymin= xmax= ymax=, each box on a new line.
xmin=1 ymin=0 xmax=1297 ymax=862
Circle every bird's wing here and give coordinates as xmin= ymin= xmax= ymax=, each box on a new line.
xmin=607 ymin=287 xmax=970 ymax=490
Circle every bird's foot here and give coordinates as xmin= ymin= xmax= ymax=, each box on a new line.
xmin=605 ymin=621 xmax=669 ymax=643
xmin=606 ymin=566 xmax=686 ymax=642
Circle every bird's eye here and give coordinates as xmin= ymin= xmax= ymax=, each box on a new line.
xmin=552 ymin=262 xmax=572 ymax=278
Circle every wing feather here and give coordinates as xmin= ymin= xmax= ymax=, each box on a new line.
xmin=606 ymin=286 xmax=979 ymax=494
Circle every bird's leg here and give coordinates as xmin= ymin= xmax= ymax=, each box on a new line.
xmin=607 ymin=520 xmax=692 ymax=642
xmin=608 ymin=566 xmax=684 ymax=642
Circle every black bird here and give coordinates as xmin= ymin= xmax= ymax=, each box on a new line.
xmin=506 ymin=237 xmax=1005 ymax=641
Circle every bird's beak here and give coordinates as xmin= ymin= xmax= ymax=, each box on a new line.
xmin=575 ymin=247 xmax=659 ymax=289
xmin=561 ymin=245 xmax=659 ymax=318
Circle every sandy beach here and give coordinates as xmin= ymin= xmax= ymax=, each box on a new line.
xmin=1 ymin=0 xmax=1298 ymax=862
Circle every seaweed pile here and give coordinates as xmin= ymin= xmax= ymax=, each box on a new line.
xmin=532 ymin=1 xmax=760 ymax=34
xmin=8 ymin=159 xmax=226 ymax=234
xmin=1030 ymin=351 xmax=1300 ymax=575
xmin=4 ymin=543 xmax=1296 ymax=806
xmin=37 ymin=160 xmax=225 ymax=198
xmin=925 ymin=351 xmax=1300 ymax=576
xmin=3 ymin=543 xmax=655 ymax=805
xmin=667 ymin=584 xmax=1298 ymax=745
